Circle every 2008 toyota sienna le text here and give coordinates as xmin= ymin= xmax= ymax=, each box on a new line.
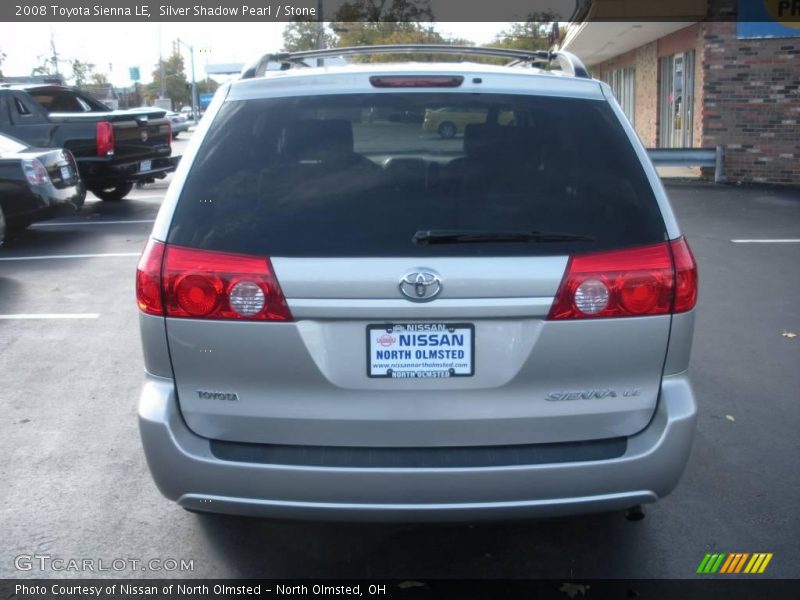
xmin=135 ymin=46 xmax=698 ymax=521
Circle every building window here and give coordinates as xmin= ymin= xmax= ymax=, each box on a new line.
xmin=659 ymin=50 xmax=695 ymax=148
xmin=606 ymin=67 xmax=636 ymax=123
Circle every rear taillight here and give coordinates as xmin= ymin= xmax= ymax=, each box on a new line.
xmin=136 ymin=243 xmax=292 ymax=321
xmin=548 ymin=239 xmax=697 ymax=320
xmin=162 ymin=245 xmax=292 ymax=321
xmin=670 ymin=237 xmax=698 ymax=312
xmin=167 ymin=121 xmax=172 ymax=150
xmin=21 ymin=158 xmax=49 ymax=186
xmin=96 ymin=121 xmax=115 ymax=156
xmin=136 ymin=239 xmax=166 ymax=315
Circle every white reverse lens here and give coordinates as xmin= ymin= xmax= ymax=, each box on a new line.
xmin=229 ymin=281 xmax=266 ymax=316
xmin=574 ymin=278 xmax=610 ymax=315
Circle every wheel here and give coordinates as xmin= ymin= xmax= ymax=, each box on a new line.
xmin=172 ymin=132 xmax=180 ymax=140
xmin=437 ymin=121 xmax=457 ymax=139
xmin=90 ymin=183 xmax=134 ymax=202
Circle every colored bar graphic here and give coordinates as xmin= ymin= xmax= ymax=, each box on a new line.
xmin=758 ymin=553 xmax=773 ymax=573
xmin=734 ymin=553 xmax=750 ymax=573
xmin=719 ymin=554 xmax=736 ymax=574
xmin=703 ymin=552 xmax=774 ymax=575
xmin=697 ymin=553 xmax=713 ymax=573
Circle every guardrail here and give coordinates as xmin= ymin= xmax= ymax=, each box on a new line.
xmin=647 ymin=146 xmax=724 ymax=183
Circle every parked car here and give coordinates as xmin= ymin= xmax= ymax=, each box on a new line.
xmin=0 ymin=84 xmax=176 ymax=201
xmin=166 ymin=112 xmax=189 ymax=138
xmin=136 ymin=46 xmax=698 ymax=521
xmin=423 ymin=106 xmax=514 ymax=138
xmin=0 ymin=131 xmax=85 ymax=235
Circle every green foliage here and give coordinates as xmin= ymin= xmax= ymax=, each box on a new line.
xmin=145 ymin=51 xmax=189 ymax=109
xmin=332 ymin=0 xmax=434 ymax=22
xmin=282 ymin=20 xmax=336 ymax=52
xmin=70 ymin=59 xmax=96 ymax=87
xmin=91 ymin=73 xmax=109 ymax=85
xmin=197 ymin=77 xmax=219 ymax=95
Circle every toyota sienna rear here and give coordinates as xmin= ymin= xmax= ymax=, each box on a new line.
xmin=136 ymin=47 xmax=698 ymax=521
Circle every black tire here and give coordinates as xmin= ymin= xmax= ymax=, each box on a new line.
xmin=438 ymin=121 xmax=457 ymax=139
xmin=90 ymin=183 xmax=134 ymax=202
xmin=172 ymin=132 xmax=180 ymax=140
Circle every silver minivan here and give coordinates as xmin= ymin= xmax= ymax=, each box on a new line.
xmin=136 ymin=46 xmax=698 ymax=521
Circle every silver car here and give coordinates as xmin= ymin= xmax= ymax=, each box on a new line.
xmin=136 ymin=46 xmax=698 ymax=521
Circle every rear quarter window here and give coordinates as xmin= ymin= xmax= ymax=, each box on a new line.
xmin=168 ymin=92 xmax=666 ymax=257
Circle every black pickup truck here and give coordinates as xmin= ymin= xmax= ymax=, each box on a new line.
xmin=0 ymin=84 xmax=175 ymax=201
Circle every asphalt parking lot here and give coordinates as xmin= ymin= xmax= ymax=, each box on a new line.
xmin=1 ymin=135 xmax=798 ymax=579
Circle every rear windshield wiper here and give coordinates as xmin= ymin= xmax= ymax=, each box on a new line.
xmin=412 ymin=229 xmax=596 ymax=246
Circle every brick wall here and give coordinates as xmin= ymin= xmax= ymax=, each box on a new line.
xmin=592 ymin=41 xmax=660 ymax=147
xmin=634 ymin=42 xmax=659 ymax=147
xmin=701 ymin=21 xmax=800 ymax=185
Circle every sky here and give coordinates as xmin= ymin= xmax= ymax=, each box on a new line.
xmin=0 ymin=22 xmax=512 ymax=86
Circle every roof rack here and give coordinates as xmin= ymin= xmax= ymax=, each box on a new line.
xmin=242 ymin=45 xmax=591 ymax=80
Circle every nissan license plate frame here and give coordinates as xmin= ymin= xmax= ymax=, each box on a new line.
xmin=367 ymin=323 xmax=475 ymax=379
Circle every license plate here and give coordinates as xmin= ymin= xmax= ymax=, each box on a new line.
xmin=367 ymin=323 xmax=474 ymax=379
xmin=140 ymin=160 xmax=152 ymax=172
xmin=59 ymin=166 xmax=71 ymax=181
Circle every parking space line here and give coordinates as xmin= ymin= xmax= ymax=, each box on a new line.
xmin=0 ymin=313 xmax=100 ymax=320
xmin=0 ymin=252 xmax=140 ymax=261
xmin=31 ymin=219 xmax=155 ymax=227
xmin=731 ymin=239 xmax=800 ymax=243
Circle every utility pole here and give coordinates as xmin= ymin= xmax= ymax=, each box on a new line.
xmin=49 ymin=34 xmax=60 ymax=76
xmin=316 ymin=0 xmax=325 ymax=67
xmin=176 ymin=38 xmax=197 ymax=123
xmin=158 ymin=27 xmax=166 ymax=99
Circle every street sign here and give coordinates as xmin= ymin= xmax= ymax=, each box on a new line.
xmin=129 ymin=66 xmax=140 ymax=81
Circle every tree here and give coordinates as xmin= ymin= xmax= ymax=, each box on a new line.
xmin=330 ymin=0 xmax=437 ymax=57
xmin=70 ymin=59 xmax=96 ymax=87
xmin=331 ymin=23 xmax=470 ymax=61
xmin=492 ymin=16 xmax=558 ymax=52
xmin=332 ymin=0 xmax=434 ymax=23
xmin=282 ymin=20 xmax=335 ymax=52
xmin=197 ymin=77 xmax=219 ymax=95
xmin=145 ymin=51 xmax=189 ymax=109
xmin=91 ymin=72 xmax=109 ymax=85
xmin=0 ymin=48 xmax=6 ymax=79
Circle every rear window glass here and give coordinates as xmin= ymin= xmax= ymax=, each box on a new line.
xmin=168 ymin=93 xmax=665 ymax=257
xmin=28 ymin=89 xmax=106 ymax=112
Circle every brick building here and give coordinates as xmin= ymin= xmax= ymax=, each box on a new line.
xmin=558 ymin=0 xmax=800 ymax=186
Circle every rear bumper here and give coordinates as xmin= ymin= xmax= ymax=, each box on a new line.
xmin=5 ymin=183 xmax=85 ymax=222
xmin=138 ymin=374 xmax=696 ymax=522
xmin=79 ymin=155 xmax=177 ymax=186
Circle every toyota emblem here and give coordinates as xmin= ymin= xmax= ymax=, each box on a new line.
xmin=399 ymin=271 xmax=441 ymax=302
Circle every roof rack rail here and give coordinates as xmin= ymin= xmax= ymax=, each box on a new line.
xmin=242 ymin=45 xmax=591 ymax=80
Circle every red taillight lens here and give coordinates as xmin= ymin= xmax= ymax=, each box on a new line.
xmin=96 ymin=121 xmax=115 ymax=156
xmin=162 ymin=246 xmax=292 ymax=321
xmin=136 ymin=239 xmax=166 ymax=315
xmin=369 ymin=76 xmax=464 ymax=88
xmin=670 ymin=237 xmax=698 ymax=312
xmin=548 ymin=242 xmax=675 ymax=320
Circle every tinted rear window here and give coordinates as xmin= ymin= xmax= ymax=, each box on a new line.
xmin=168 ymin=93 xmax=665 ymax=257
